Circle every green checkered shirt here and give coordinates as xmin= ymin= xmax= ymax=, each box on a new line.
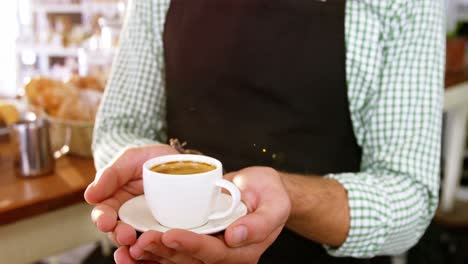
xmin=93 ymin=0 xmax=445 ymax=257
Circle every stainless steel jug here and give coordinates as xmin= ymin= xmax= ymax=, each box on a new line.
xmin=11 ymin=112 xmax=70 ymax=177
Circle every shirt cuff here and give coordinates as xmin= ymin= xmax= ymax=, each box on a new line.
xmin=93 ymin=131 xmax=161 ymax=170
xmin=323 ymin=173 xmax=392 ymax=258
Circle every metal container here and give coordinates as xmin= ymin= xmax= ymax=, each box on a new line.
xmin=11 ymin=113 xmax=69 ymax=177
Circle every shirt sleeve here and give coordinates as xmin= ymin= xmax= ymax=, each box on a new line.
xmin=92 ymin=0 xmax=170 ymax=170
xmin=325 ymin=0 xmax=445 ymax=257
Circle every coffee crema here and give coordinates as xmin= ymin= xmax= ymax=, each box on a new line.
xmin=150 ymin=161 xmax=216 ymax=175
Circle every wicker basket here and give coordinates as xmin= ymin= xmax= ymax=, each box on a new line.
xmin=46 ymin=114 xmax=94 ymax=158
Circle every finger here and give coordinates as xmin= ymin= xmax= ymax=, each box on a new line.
xmin=158 ymin=259 xmax=177 ymax=264
xmin=223 ymin=171 xmax=238 ymax=182
xmin=131 ymin=232 xmax=197 ymax=263
xmin=137 ymin=251 xmax=164 ymax=262
xmin=142 ymin=261 xmax=163 ymax=264
xmin=115 ymin=221 xmax=137 ymax=246
xmin=85 ymin=145 xmax=177 ymax=204
xmin=90 ymin=188 xmax=141 ymax=232
xmin=85 ymin=165 xmax=126 ymax=204
xmin=85 ymin=162 xmax=136 ymax=204
xmin=114 ymin=246 xmax=138 ymax=264
xmin=222 ymin=173 xmax=258 ymax=217
xmin=224 ymin=186 xmax=289 ymax=247
xmin=225 ymin=202 xmax=289 ymax=247
xmin=130 ymin=230 xmax=165 ymax=260
xmin=142 ymin=242 xmax=199 ymax=264
xmin=224 ymin=210 xmax=274 ymax=247
xmin=91 ymin=204 xmax=118 ymax=232
xmin=161 ymin=229 xmax=227 ymax=263
xmin=131 ymin=231 xmax=188 ymax=262
xmin=129 ymin=243 xmax=177 ymax=264
xmin=135 ymin=251 xmax=180 ymax=264
xmin=108 ymin=232 xmax=120 ymax=247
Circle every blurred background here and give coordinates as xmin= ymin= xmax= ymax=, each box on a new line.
xmin=0 ymin=1 xmax=124 ymax=263
xmin=1 ymin=0 xmax=125 ymax=97
xmin=0 ymin=0 xmax=468 ymax=263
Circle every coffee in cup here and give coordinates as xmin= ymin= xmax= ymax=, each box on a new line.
xmin=143 ymin=154 xmax=240 ymax=229
xmin=150 ymin=161 xmax=216 ymax=175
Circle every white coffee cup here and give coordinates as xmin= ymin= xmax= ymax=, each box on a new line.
xmin=142 ymin=154 xmax=241 ymax=229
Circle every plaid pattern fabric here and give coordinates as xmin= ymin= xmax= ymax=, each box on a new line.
xmin=93 ymin=0 xmax=445 ymax=257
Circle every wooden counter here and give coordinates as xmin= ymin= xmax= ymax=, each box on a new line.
xmin=0 ymin=135 xmax=96 ymax=225
xmin=445 ymin=69 xmax=468 ymax=88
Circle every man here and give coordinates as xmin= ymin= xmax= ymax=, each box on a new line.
xmin=84 ymin=0 xmax=445 ymax=263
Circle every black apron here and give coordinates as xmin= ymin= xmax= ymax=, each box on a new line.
xmin=164 ymin=0 xmax=389 ymax=263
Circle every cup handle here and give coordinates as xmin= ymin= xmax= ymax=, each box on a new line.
xmin=53 ymin=126 xmax=71 ymax=159
xmin=208 ymin=179 xmax=241 ymax=221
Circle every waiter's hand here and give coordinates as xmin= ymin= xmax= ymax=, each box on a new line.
xmin=84 ymin=144 xmax=178 ymax=252
xmin=125 ymin=167 xmax=291 ymax=264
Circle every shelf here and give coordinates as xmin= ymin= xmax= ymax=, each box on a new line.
xmin=80 ymin=49 xmax=116 ymax=65
xmin=32 ymin=2 xmax=123 ymax=15
xmin=33 ymin=4 xmax=83 ymax=13
xmin=17 ymin=43 xmax=79 ymax=57
xmin=17 ymin=42 xmax=118 ymax=58
xmin=82 ymin=2 xmax=123 ymax=13
xmin=16 ymin=1 xmax=126 ymax=88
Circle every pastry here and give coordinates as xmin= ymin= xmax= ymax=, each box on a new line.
xmin=0 ymin=100 xmax=20 ymax=125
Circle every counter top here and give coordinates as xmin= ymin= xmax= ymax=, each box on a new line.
xmin=0 ymin=136 xmax=95 ymax=225
xmin=445 ymin=69 xmax=468 ymax=88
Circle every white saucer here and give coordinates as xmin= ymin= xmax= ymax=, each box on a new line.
xmin=118 ymin=193 xmax=248 ymax=235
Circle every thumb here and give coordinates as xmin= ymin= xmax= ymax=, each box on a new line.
xmin=85 ymin=144 xmax=177 ymax=204
xmin=223 ymin=171 xmax=238 ymax=182
xmin=84 ymin=166 xmax=121 ymax=204
xmin=224 ymin=196 xmax=289 ymax=248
